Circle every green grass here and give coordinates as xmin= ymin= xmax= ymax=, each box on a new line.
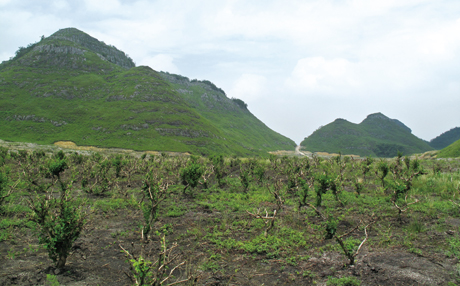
xmin=438 ymin=139 xmax=460 ymax=158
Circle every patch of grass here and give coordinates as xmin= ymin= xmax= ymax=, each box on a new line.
xmin=407 ymin=219 xmax=427 ymax=234
xmin=166 ymin=205 xmax=186 ymax=217
xmin=447 ymin=236 xmax=460 ymax=259
xmin=326 ymin=276 xmax=361 ymax=286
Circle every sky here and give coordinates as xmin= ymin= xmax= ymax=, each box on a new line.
xmin=1 ymin=0 xmax=459 ymax=144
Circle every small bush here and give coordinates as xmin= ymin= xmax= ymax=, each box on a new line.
xmin=180 ymin=160 xmax=204 ymax=193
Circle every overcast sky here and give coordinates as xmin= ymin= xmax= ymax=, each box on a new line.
xmin=1 ymin=0 xmax=459 ymax=144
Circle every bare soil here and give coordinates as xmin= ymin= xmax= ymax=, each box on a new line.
xmin=1 ymin=203 xmax=458 ymax=286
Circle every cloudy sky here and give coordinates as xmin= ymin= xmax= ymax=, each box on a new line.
xmin=1 ymin=0 xmax=459 ymax=144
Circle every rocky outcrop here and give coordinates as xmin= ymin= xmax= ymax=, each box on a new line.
xmin=3 ymin=114 xmax=67 ymax=127
xmin=33 ymin=45 xmax=85 ymax=55
xmin=50 ymin=28 xmax=135 ymax=69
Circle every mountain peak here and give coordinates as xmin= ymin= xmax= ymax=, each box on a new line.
xmin=51 ymin=27 xmax=87 ymax=37
xmin=48 ymin=27 xmax=135 ymax=69
xmin=362 ymin=112 xmax=390 ymax=122
xmin=0 ymin=27 xmax=135 ymax=71
xmin=361 ymin=112 xmax=411 ymax=133
xmin=301 ymin=112 xmax=430 ymax=157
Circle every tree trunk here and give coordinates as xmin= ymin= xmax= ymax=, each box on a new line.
xmin=56 ymin=252 xmax=67 ymax=269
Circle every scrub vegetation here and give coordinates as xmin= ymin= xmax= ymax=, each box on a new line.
xmin=1 ymin=145 xmax=460 ymax=285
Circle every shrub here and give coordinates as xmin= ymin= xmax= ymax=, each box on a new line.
xmin=28 ymin=159 xmax=86 ymax=268
xmin=180 ymin=159 xmax=204 ymax=194
xmin=141 ymin=170 xmax=169 ymax=239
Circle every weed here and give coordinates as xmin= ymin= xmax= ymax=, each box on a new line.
xmin=326 ymin=276 xmax=361 ymax=285
xmin=45 ymin=274 xmax=60 ymax=286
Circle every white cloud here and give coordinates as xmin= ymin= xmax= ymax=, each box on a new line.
xmin=285 ymin=57 xmax=360 ymax=95
xmin=141 ymin=54 xmax=180 ymax=74
xmin=229 ymin=74 xmax=268 ymax=102
xmin=0 ymin=0 xmax=11 ymax=6
xmin=83 ymin=0 xmax=121 ymax=14
xmin=52 ymin=0 xmax=69 ymax=10
xmin=417 ymin=18 xmax=460 ymax=61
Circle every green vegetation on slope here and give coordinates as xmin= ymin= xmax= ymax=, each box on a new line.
xmin=0 ymin=28 xmax=294 ymax=156
xmin=300 ymin=113 xmax=433 ymax=157
xmin=160 ymin=72 xmax=296 ymax=153
xmin=430 ymin=127 xmax=460 ymax=150
xmin=438 ymin=139 xmax=460 ymax=158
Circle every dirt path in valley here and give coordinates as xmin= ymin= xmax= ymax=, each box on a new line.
xmin=295 ymin=145 xmax=305 ymax=156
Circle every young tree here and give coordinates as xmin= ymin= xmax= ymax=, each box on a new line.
xmin=29 ymin=156 xmax=87 ymax=269
xmin=120 ymin=234 xmax=193 ymax=285
xmin=211 ymin=154 xmax=226 ymax=187
xmin=239 ymin=166 xmax=251 ymax=193
xmin=180 ymin=156 xmax=204 ymax=195
xmin=376 ymin=160 xmax=389 ymax=188
xmin=140 ymin=170 xmax=169 ymax=240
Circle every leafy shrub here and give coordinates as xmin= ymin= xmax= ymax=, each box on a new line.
xmin=315 ymin=173 xmax=333 ymax=207
xmin=111 ymin=155 xmax=126 ymax=178
xmin=29 ymin=161 xmax=86 ymax=268
xmin=180 ymin=159 xmax=204 ymax=194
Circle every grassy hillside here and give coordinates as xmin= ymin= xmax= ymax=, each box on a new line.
xmin=0 ymin=28 xmax=294 ymax=156
xmin=300 ymin=113 xmax=433 ymax=157
xmin=160 ymin=72 xmax=296 ymax=153
xmin=429 ymin=127 xmax=460 ymax=150
xmin=437 ymin=139 xmax=460 ymax=158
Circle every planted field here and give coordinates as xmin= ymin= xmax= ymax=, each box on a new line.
xmin=0 ymin=147 xmax=460 ymax=285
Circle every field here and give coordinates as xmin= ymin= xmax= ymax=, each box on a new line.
xmin=1 ymin=144 xmax=460 ymax=285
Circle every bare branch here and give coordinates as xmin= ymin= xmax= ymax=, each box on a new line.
xmin=306 ymin=203 xmax=326 ymax=220
xmin=160 ymin=261 xmax=186 ymax=284
xmin=353 ymin=220 xmax=375 ymax=258
xmin=338 ymin=222 xmax=361 ymax=239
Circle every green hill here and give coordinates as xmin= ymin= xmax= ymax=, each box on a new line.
xmin=0 ymin=28 xmax=295 ymax=156
xmin=437 ymin=139 xmax=460 ymax=158
xmin=300 ymin=113 xmax=433 ymax=157
xmin=429 ymin=127 xmax=460 ymax=150
xmin=159 ymin=72 xmax=294 ymax=154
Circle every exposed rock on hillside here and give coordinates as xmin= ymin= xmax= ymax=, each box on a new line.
xmin=50 ymin=28 xmax=135 ymax=69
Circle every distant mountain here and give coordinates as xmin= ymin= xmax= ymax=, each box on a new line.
xmin=429 ymin=127 xmax=460 ymax=150
xmin=437 ymin=139 xmax=460 ymax=158
xmin=300 ymin=112 xmax=433 ymax=157
xmin=0 ymin=28 xmax=295 ymax=156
